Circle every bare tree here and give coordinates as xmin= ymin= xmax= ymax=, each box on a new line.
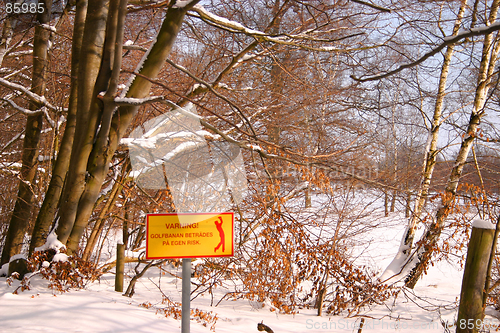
xmin=1 ymin=0 xmax=52 ymax=265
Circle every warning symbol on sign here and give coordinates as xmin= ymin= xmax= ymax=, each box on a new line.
xmin=214 ymin=217 xmax=225 ymax=253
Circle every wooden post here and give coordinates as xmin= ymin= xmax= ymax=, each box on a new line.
xmin=457 ymin=221 xmax=495 ymax=333
xmin=115 ymin=243 xmax=125 ymax=292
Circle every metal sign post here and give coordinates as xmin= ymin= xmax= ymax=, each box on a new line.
xmin=181 ymin=258 xmax=191 ymax=333
xmin=145 ymin=212 xmax=234 ymax=333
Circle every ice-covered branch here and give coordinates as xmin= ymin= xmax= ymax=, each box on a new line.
xmin=352 ymin=21 xmax=500 ymax=82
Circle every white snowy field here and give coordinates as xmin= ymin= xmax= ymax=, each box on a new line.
xmin=0 ymin=206 xmax=494 ymax=333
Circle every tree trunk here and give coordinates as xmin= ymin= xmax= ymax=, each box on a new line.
xmin=400 ymin=0 xmax=467 ymax=258
xmin=390 ymin=190 xmax=396 ymax=212
xmin=29 ymin=0 xmax=87 ymax=254
xmin=405 ymin=191 xmax=411 ymax=218
xmin=1 ymin=1 xmax=52 ymax=265
xmin=405 ymin=0 xmax=500 ymax=288
xmin=115 ymin=243 xmax=125 ymax=292
xmin=56 ymin=0 xmax=110 ymax=244
xmin=380 ymin=0 xmax=466 ymax=277
xmin=0 ymin=15 xmax=15 ymax=66
xmin=265 ymin=0 xmax=283 ymax=185
xmin=384 ymin=191 xmax=389 ymax=217
xmin=65 ymin=3 xmax=196 ymax=254
xmin=81 ymin=163 xmax=127 ymax=261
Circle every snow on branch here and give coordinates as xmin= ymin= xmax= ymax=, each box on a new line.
xmin=117 ymin=93 xmax=398 ymax=192
xmin=123 ymin=44 xmax=148 ymax=52
xmin=190 ymin=5 xmax=367 ymax=53
xmin=190 ymin=5 xmax=268 ymax=36
xmin=113 ymin=95 xmax=168 ymax=106
xmin=2 ymin=99 xmax=56 ymax=127
xmin=172 ymin=0 xmax=200 ymax=8
xmin=0 ymin=77 xmax=59 ymax=111
xmin=351 ymin=0 xmax=391 ymax=13
xmin=40 ymin=23 xmax=57 ymax=33
xmin=352 ymin=21 xmax=500 ymax=82
xmin=5 ymin=50 xmax=33 ymax=58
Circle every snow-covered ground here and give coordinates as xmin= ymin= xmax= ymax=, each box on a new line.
xmin=0 ymin=204 xmax=488 ymax=333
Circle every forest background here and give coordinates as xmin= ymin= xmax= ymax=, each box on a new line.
xmin=0 ymin=0 xmax=500 ymax=318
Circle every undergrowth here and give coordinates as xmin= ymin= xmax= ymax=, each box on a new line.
xmin=10 ymin=249 xmax=102 ymax=294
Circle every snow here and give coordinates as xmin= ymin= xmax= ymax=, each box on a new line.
xmin=472 ymin=218 xmax=496 ymax=230
xmin=192 ymin=5 xmax=266 ymax=37
xmin=52 ymin=253 xmax=69 ymax=263
xmin=172 ymin=0 xmax=195 ymax=8
xmin=120 ymin=37 xmax=157 ymax=98
xmin=9 ymin=254 xmax=27 ymax=262
xmin=40 ymin=24 xmax=57 ymax=33
xmin=0 ymin=264 xmax=8 ymax=277
xmin=378 ymin=250 xmax=411 ymax=284
xmin=0 ymin=199 xmax=481 ymax=333
xmin=0 ymin=260 xmax=462 ymax=333
xmin=250 ymin=145 xmax=262 ymax=151
xmin=114 ymin=96 xmax=163 ymax=106
xmin=34 ymin=231 xmax=66 ymax=253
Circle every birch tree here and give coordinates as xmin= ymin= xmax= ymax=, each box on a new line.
xmin=354 ymin=0 xmax=500 ymax=288
xmin=380 ymin=0 xmax=468 ymax=281
xmin=406 ymin=0 xmax=500 ymax=287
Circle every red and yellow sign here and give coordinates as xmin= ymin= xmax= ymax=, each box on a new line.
xmin=145 ymin=212 xmax=234 ymax=259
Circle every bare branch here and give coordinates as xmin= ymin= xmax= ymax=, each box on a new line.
xmin=113 ymin=95 xmax=168 ymax=106
xmin=0 ymin=129 xmax=24 ymax=157
xmin=189 ymin=5 xmax=372 ymax=53
xmin=2 ymin=99 xmax=56 ymax=127
xmin=350 ymin=0 xmax=391 ymax=13
xmin=161 ymin=100 xmax=400 ymax=191
xmin=0 ymin=77 xmax=59 ymax=111
xmin=352 ymin=21 xmax=500 ymax=82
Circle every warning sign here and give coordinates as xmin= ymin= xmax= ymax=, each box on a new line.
xmin=145 ymin=212 xmax=234 ymax=259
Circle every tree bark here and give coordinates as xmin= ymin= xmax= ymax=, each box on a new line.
xmin=405 ymin=0 xmax=500 ymax=288
xmin=1 ymin=1 xmax=52 ymax=265
xmin=401 ymin=0 xmax=467 ymax=258
xmin=381 ymin=0 xmax=466 ymax=277
xmin=65 ymin=2 xmax=198 ymax=254
xmin=29 ymin=0 xmax=87 ymax=254
xmin=81 ymin=161 xmax=128 ymax=261
xmin=56 ymin=0 xmax=110 ymax=244
xmin=0 ymin=15 xmax=15 ymax=67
